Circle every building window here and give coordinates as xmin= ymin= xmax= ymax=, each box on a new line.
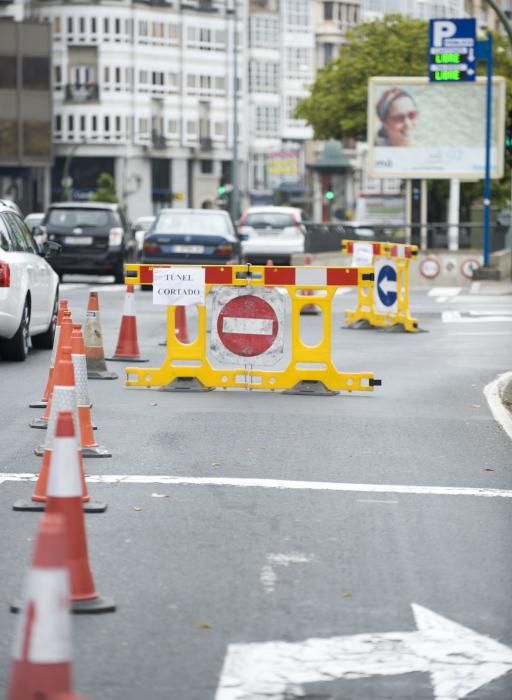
xmin=68 ymin=115 xmax=74 ymax=132
xmin=104 ymin=115 xmax=110 ymax=132
xmin=167 ymin=119 xmax=178 ymax=134
xmin=285 ymin=48 xmax=311 ymax=80
xmin=0 ymin=57 xmax=16 ymax=88
xmin=249 ymin=61 xmax=279 ymax=93
xmin=286 ymin=0 xmax=310 ymax=30
xmin=67 ymin=17 xmax=73 ymax=35
xmin=139 ymin=117 xmax=149 ymax=134
xmin=200 ymin=160 xmax=213 ymax=174
xmin=92 ymin=115 xmax=97 ymax=132
xmin=249 ymin=15 xmax=279 ymax=48
xmin=186 ymin=121 xmax=197 ymax=135
xmin=115 ymin=115 xmax=121 ymax=133
xmin=323 ymin=43 xmax=336 ymax=65
xmin=324 ymin=1 xmax=334 ymax=20
xmin=250 ymin=153 xmax=269 ymax=190
xmin=54 ymin=17 xmax=61 ymax=36
xmin=255 ymin=106 xmax=279 ymax=135
xmin=91 ymin=17 xmax=96 ymax=34
xmin=55 ymin=114 xmax=62 ymax=132
xmin=214 ymin=122 xmax=225 ymax=137
xmin=80 ymin=115 xmax=86 ymax=131
xmin=103 ymin=17 xmax=110 ymax=38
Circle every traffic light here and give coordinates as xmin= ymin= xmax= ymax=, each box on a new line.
xmin=506 ymin=108 xmax=512 ymax=168
xmin=217 ymin=181 xmax=226 ymax=196
xmin=324 ymin=180 xmax=334 ymax=202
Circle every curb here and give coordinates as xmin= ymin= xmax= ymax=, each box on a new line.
xmin=484 ymin=371 xmax=512 ymax=441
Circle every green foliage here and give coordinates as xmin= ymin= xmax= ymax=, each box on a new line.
xmin=90 ymin=173 xmax=118 ymax=203
xmin=295 ymin=15 xmax=429 ymax=141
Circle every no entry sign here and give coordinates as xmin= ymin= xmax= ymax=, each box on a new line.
xmin=211 ymin=288 xmax=285 ymax=366
xmin=217 ymin=295 xmax=278 ymax=357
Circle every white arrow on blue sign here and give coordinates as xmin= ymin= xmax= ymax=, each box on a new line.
xmin=374 ymin=259 xmax=398 ymax=313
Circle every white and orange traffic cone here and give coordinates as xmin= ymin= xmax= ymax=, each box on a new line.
xmin=29 ymin=299 xmax=69 ymax=409
xmin=71 ymin=325 xmax=111 ymax=459
xmin=7 ymin=513 xmax=73 ymax=697
xmin=83 ymin=292 xmax=118 ymax=380
xmin=14 ymin=347 xmax=107 ymax=514
xmin=300 ymin=253 xmax=321 ymax=316
xmin=45 ymin=410 xmax=115 ymax=614
xmin=30 ymin=313 xmax=73 ymax=429
xmin=107 ymin=285 xmax=147 ymax=362
xmin=159 ymin=305 xmax=190 ymax=346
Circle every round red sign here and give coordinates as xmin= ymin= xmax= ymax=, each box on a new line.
xmin=217 ymin=294 xmax=278 ymax=357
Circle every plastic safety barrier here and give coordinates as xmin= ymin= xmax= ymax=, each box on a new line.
xmin=341 ymin=241 xmax=419 ymax=333
xmin=124 ymin=263 xmax=382 ymax=396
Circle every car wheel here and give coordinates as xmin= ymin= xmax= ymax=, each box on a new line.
xmin=32 ymin=291 xmax=58 ymax=350
xmin=0 ymin=299 xmax=31 ymax=361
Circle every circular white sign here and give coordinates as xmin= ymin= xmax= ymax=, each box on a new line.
xmin=461 ymin=258 xmax=481 ymax=280
xmin=420 ymin=257 xmax=441 ymax=279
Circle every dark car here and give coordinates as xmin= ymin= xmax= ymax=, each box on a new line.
xmin=42 ymin=202 xmax=136 ymax=283
xmin=141 ymin=209 xmax=239 ymax=283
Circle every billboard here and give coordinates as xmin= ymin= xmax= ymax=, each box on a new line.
xmin=267 ymin=150 xmax=301 ymax=189
xmin=367 ymin=77 xmax=506 ymax=179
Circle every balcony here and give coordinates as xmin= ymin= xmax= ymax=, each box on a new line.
xmin=65 ymin=83 xmax=99 ymax=103
xmin=151 ymin=130 xmax=167 ymax=150
xmin=199 ymin=136 xmax=213 ymax=151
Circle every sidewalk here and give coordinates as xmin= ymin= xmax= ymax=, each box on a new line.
xmin=469 ymin=279 xmax=512 ymax=295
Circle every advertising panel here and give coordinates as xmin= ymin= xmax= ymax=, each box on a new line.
xmin=267 ymin=150 xmax=301 ymax=189
xmin=367 ymin=77 xmax=506 ymax=179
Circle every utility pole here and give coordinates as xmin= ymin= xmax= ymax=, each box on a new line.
xmin=230 ymin=0 xmax=240 ymax=223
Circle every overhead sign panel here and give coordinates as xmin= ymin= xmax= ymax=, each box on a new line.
xmin=367 ymin=76 xmax=506 ymax=179
xmin=429 ymin=18 xmax=476 ymax=82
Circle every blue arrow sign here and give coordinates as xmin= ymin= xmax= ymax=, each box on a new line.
xmin=377 ymin=264 xmax=397 ymax=307
xmin=429 ymin=18 xmax=476 ymax=82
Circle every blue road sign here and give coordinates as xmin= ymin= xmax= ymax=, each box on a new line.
xmin=377 ymin=264 xmax=397 ymax=308
xmin=429 ymin=18 xmax=476 ymax=82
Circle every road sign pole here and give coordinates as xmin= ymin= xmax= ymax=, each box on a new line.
xmin=482 ymin=33 xmax=493 ymax=268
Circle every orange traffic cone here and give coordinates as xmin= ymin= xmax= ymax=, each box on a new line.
xmin=14 ymin=347 xmax=107 ymax=514
xmin=71 ymin=325 xmax=111 ymax=458
xmin=107 ymin=285 xmax=147 ymax=362
xmin=300 ymin=253 xmax=321 ymax=316
xmin=46 ymin=410 xmax=116 ymax=614
xmin=83 ymin=292 xmax=118 ymax=380
xmin=30 ymin=313 xmax=73 ymax=429
xmin=159 ymin=305 xmax=189 ymax=346
xmin=7 ymin=513 xmax=73 ymax=696
xmin=29 ymin=299 xmax=69 ymax=409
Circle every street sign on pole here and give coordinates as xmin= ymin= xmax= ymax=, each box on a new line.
xmin=429 ymin=18 xmax=476 ymax=82
xmin=374 ymin=259 xmax=398 ymax=314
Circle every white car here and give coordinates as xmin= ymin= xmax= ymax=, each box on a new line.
xmin=238 ymin=206 xmax=306 ymax=266
xmin=132 ymin=215 xmax=156 ymax=257
xmin=0 ymin=201 xmax=60 ymax=361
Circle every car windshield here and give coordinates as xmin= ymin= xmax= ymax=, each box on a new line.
xmin=135 ymin=219 xmax=154 ymax=232
xmin=47 ymin=208 xmax=110 ymax=228
xmin=245 ymin=213 xmax=297 ymax=229
xmin=154 ymin=213 xmax=229 ymax=235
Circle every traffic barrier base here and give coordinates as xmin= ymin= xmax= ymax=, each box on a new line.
xmin=124 ymin=264 xmax=381 ymax=395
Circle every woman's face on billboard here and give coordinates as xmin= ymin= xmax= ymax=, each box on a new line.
xmin=384 ymin=96 xmax=418 ymax=146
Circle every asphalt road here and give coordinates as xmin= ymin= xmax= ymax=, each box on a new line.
xmin=1 ymin=278 xmax=511 ymax=699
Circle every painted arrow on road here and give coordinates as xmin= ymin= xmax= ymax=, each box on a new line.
xmin=215 ymin=604 xmax=512 ymax=699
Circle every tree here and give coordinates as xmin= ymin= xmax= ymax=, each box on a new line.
xmin=90 ymin=173 xmax=118 ymax=203
xmin=296 ymin=15 xmax=429 ymax=141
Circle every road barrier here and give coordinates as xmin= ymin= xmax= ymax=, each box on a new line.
xmin=341 ymin=240 xmax=419 ymax=333
xmin=124 ymin=263 xmax=382 ymax=396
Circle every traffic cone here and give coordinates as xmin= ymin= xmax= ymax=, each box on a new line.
xmin=83 ymin=292 xmax=118 ymax=380
xmin=159 ymin=305 xmax=189 ymax=346
xmin=300 ymin=253 xmax=321 ymax=316
xmin=29 ymin=299 xmax=69 ymax=409
xmin=30 ymin=313 xmax=73 ymax=429
xmin=266 ymin=259 xmax=274 ymax=266
xmin=14 ymin=347 xmax=107 ymax=514
xmin=46 ymin=410 xmax=115 ymax=614
xmin=107 ymin=285 xmax=148 ymax=362
xmin=6 ymin=513 xmax=73 ymax=696
xmin=71 ymin=325 xmax=111 ymax=458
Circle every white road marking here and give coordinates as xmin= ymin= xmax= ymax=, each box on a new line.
xmin=215 ymin=604 xmax=512 ymax=700
xmin=260 ymin=552 xmax=312 ymax=594
xmin=2 ymin=474 xmax=512 ymax=498
xmin=428 ymin=287 xmax=461 ymax=297
xmin=435 ymin=296 xmax=448 ymax=303
xmin=484 ymin=372 xmax=512 ymax=441
xmin=356 ymin=499 xmax=399 ymax=504
xmin=470 ymin=281 xmax=481 ymax=294
xmin=443 ymin=311 xmax=512 ymax=323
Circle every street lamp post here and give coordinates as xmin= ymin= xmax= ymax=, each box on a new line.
xmin=230 ymin=0 xmax=240 ymax=224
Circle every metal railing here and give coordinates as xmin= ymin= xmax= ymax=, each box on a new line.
xmin=303 ymin=222 xmax=508 ymax=253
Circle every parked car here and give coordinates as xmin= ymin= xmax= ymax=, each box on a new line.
xmin=132 ymin=215 xmax=156 ymax=257
xmin=42 ymin=202 xmax=136 ymax=283
xmin=0 ymin=200 xmax=61 ymax=361
xmin=238 ymin=206 xmax=306 ymax=265
xmin=141 ymin=209 xmax=239 ymax=287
